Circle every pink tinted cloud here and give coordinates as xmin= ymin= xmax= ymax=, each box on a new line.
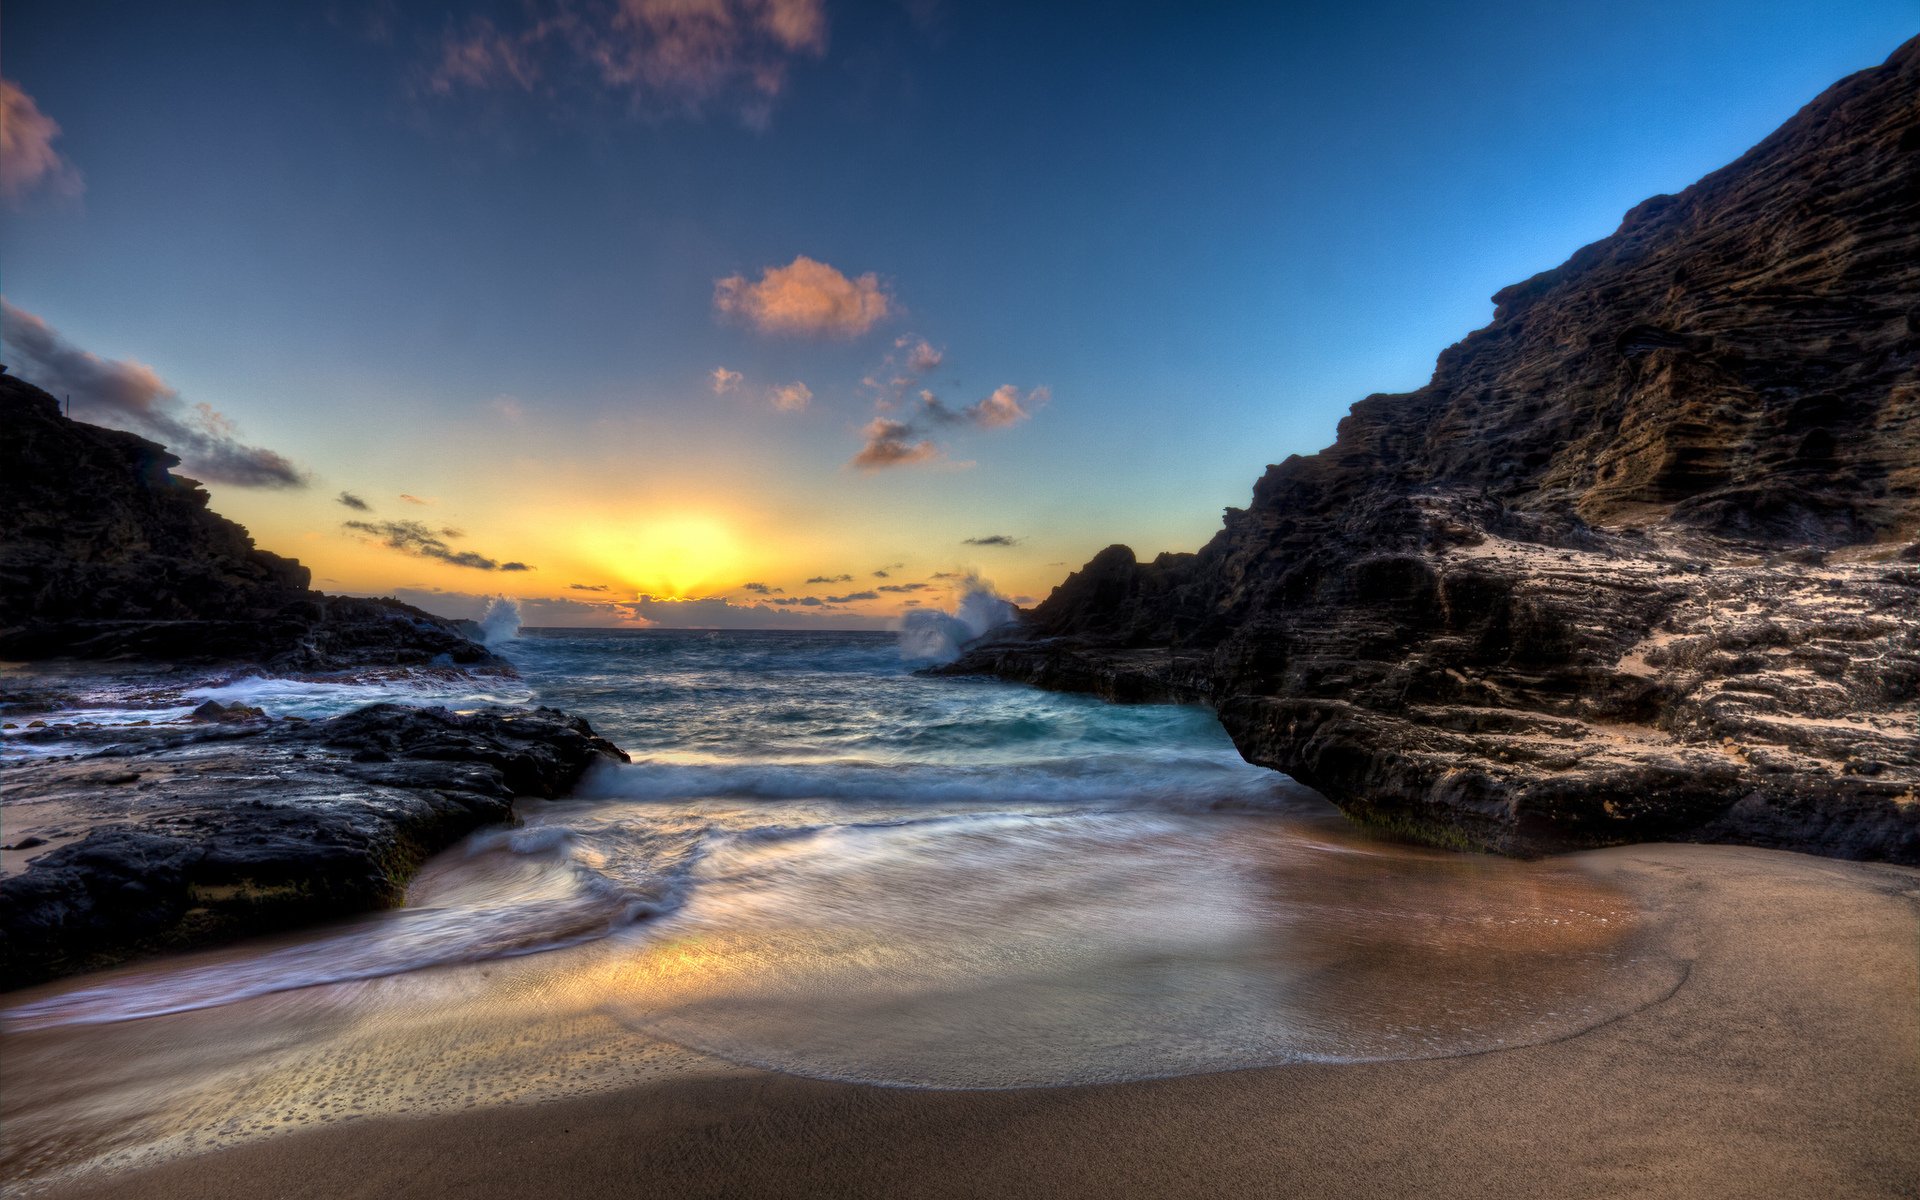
xmin=0 ymin=301 xmax=302 ymax=488
xmin=715 ymin=256 xmax=894 ymax=338
xmin=971 ymin=383 xmax=1046 ymax=428
xmin=850 ymin=417 xmax=940 ymax=470
xmin=424 ymin=0 xmax=826 ymax=122
xmin=768 ymin=381 xmax=813 ymax=411
xmin=1 ymin=80 xmax=83 ymax=201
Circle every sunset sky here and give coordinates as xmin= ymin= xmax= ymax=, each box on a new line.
xmin=3 ymin=1 xmax=1913 ymax=628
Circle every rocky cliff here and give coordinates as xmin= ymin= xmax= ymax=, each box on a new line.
xmin=945 ymin=37 xmax=1920 ymax=862
xmin=0 ymin=371 xmax=500 ymax=670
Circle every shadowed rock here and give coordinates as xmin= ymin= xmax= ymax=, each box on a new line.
xmin=0 ymin=373 xmax=503 ymax=672
xmin=0 ymin=705 xmax=628 ymax=987
xmin=942 ymin=37 xmax=1920 ymax=863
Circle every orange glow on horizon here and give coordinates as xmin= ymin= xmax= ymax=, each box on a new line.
xmin=579 ymin=514 xmax=746 ymax=599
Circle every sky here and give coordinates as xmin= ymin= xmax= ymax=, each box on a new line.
xmin=3 ymin=1 xmax=1915 ymax=628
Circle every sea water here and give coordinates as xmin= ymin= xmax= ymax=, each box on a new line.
xmin=0 ymin=629 xmax=1684 ymax=1181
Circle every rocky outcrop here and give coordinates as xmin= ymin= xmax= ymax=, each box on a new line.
xmin=944 ymin=38 xmax=1920 ymax=862
xmin=0 ymin=372 xmax=502 ymax=671
xmin=0 ymin=705 xmax=628 ymax=986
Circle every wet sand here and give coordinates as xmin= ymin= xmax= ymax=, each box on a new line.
xmin=38 ymin=842 xmax=1920 ymax=1199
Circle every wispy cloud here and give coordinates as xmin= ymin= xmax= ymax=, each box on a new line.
xmin=741 ymin=581 xmax=783 ymax=594
xmin=963 ymin=534 xmax=1018 ymax=547
xmin=570 ymin=583 xmax=609 ymax=591
xmin=825 ymin=590 xmax=878 ymax=603
xmin=850 ymin=417 xmax=940 ymax=469
xmin=711 ymin=366 xmax=743 ymax=395
xmin=768 ymin=381 xmax=812 ymax=411
xmin=343 ymin=519 xmax=532 ymax=571
xmin=387 ymin=587 xmax=889 ymax=630
xmin=924 ymin=384 xmax=1046 ymax=429
xmin=806 ymin=573 xmax=853 ymax=584
xmin=618 ymin=593 xmax=889 ymax=629
xmin=422 ymin=0 xmax=828 ymax=126
xmin=715 ymin=256 xmax=893 ymax=338
xmin=850 ymin=385 xmax=1045 ymax=470
xmin=898 ymin=335 xmax=943 ymax=373
xmin=337 ymin=491 xmax=372 ymax=511
xmin=399 ymin=493 xmax=431 ymax=505
xmin=1 ymin=80 xmax=83 ymax=202
xmin=878 ymin=582 xmax=929 ymax=592
xmin=1 ymin=300 xmax=306 ymax=488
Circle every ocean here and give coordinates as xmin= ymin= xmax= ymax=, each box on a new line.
xmin=1 ymin=627 xmax=1682 ymax=1181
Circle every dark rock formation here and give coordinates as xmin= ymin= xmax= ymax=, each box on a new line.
xmin=0 ymin=372 xmax=502 ymax=671
xmin=945 ymin=38 xmax=1920 ymax=863
xmin=0 ymin=705 xmax=628 ymax=986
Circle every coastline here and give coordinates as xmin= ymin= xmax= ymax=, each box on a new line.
xmin=31 ymin=841 xmax=1920 ymax=1199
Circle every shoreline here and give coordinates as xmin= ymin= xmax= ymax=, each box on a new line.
xmin=28 ymin=841 xmax=1920 ymax=1199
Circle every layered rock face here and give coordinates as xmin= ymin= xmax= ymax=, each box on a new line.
xmin=947 ymin=38 xmax=1920 ymax=861
xmin=0 ymin=372 xmax=500 ymax=670
xmin=0 ymin=704 xmax=628 ymax=985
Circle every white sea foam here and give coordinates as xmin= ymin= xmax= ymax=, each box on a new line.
xmin=477 ymin=594 xmax=523 ymax=646
xmin=898 ymin=574 xmax=1016 ymax=663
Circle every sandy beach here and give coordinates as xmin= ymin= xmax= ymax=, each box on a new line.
xmin=30 ymin=842 xmax=1918 ymax=1200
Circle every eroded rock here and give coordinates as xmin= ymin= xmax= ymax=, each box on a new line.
xmin=0 ymin=374 xmax=505 ymax=672
xmin=0 ymin=705 xmax=628 ymax=986
xmin=943 ymin=38 xmax=1920 ymax=863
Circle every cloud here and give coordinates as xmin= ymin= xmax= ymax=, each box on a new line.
xmin=850 ymin=417 xmax=940 ymax=470
xmin=864 ymin=332 xmax=944 ymax=411
xmin=715 ymin=256 xmax=893 ymax=338
xmin=970 ymin=383 xmax=1044 ymax=428
xmin=423 ymin=0 xmax=828 ymax=125
xmin=850 ymin=384 xmax=1045 ymax=470
xmin=806 ymin=573 xmax=852 ymax=584
xmin=741 ymin=581 xmax=783 ymax=594
xmin=963 ymin=534 xmax=1019 ymax=547
xmin=825 ymin=590 xmax=878 ymax=603
xmin=878 ymin=582 xmax=929 ymax=592
xmin=768 ymin=381 xmax=812 ymax=411
xmin=711 ymin=366 xmax=743 ymax=395
xmin=399 ymin=493 xmax=431 ymax=505
xmin=924 ymin=384 xmax=1046 ymax=430
xmin=388 ymin=583 xmax=895 ymax=631
xmin=343 ymin=519 xmax=532 ymax=571
xmin=1 ymin=300 xmax=306 ymax=488
xmin=1 ymin=80 xmax=83 ymax=202
xmin=896 ymin=335 xmax=943 ymax=373
xmin=490 ymin=395 xmax=525 ymax=421
xmin=337 ymin=491 xmax=372 ymax=511
xmin=619 ymin=593 xmax=889 ymax=630
xmin=570 ymin=583 xmax=610 ymax=591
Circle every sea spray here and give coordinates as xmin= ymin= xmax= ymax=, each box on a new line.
xmin=898 ymin=575 xmax=1016 ymax=663
xmin=477 ymin=595 xmax=523 ymax=647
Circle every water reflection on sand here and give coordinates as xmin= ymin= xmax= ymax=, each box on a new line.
xmin=1 ymin=797 xmax=1681 ymax=1188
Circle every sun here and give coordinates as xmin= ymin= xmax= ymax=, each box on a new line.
xmin=588 ymin=515 xmax=744 ymax=598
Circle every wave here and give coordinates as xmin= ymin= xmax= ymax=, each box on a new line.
xmin=476 ymin=595 xmax=523 ymax=647
xmin=184 ymin=672 xmax=533 ymax=719
xmin=576 ymin=751 xmax=1305 ymax=810
xmin=898 ymin=575 xmax=1016 ymax=664
xmin=3 ymin=817 xmax=696 ymax=1030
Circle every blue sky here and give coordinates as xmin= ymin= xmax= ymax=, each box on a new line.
xmin=3 ymin=1 xmax=1914 ymax=625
